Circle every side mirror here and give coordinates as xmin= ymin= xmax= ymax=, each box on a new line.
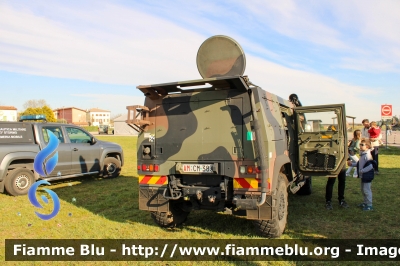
xmin=91 ymin=137 xmax=97 ymax=145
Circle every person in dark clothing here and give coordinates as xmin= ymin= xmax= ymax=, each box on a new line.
xmin=325 ymin=169 xmax=348 ymax=210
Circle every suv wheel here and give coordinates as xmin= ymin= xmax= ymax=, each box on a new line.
xmin=151 ymin=202 xmax=190 ymax=228
xmin=101 ymin=157 xmax=121 ymax=178
xmin=5 ymin=168 xmax=35 ymax=196
xmin=253 ymin=173 xmax=288 ymax=238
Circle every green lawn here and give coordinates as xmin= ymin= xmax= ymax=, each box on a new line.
xmin=1 ymin=136 xmax=400 ymax=265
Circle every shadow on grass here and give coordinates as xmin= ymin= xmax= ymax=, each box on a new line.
xmin=49 ymin=146 xmax=400 ymax=240
xmin=51 ymin=174 xmax=263 ymax=238
xmin=50 ymin=174 xmax=325 ymax=239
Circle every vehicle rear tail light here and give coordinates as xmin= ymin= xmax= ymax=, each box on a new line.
xmin=154 ymin=164 xmax=159 ymax=172
xmin=137 ymin=165 xmax=141 ymax=171
xmin=247 ymin=166 xmax=253 ymax=174
xmin=239 ymin=166 xmax=246 ymax=174
xmin=255 ymin=166 xmax=261 ymax=173
xmin=149 ymin=164 xmax=154 ymax=172
xmin=141 ymin=164 xmax=147 ymax=171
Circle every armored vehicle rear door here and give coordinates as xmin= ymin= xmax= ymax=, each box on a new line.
xmin=293 ymin=104 xmax=347 ymax=176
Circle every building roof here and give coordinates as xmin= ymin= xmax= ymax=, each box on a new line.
xmin=0 ymin=106 xmax=17 ymax=110
xmin=89 ymin=108 xmax=110 ymax=112
xmin=53 ymin=107 xmax=87 ymax=112
xmin=113 ymin=114 xmax=127 ymax=122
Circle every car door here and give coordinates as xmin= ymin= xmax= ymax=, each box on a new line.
xmin=40 ymin=125 xmax=72 ymax=177
xmin=294 ymin=104 xmax=347 ymax=176
xmin=65 ymin=126 xmax=101 ymax=174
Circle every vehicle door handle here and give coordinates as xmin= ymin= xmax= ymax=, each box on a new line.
xmin=73 ymin=148 xmax=78 ymax=151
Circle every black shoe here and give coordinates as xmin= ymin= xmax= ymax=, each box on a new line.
xmin=326 ymin=201 xmax=333 ymax=210
xmin=339 ymin=200 xmax=349 ymax=208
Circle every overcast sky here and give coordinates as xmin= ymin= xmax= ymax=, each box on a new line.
xmin=1 ymin=0 xmax=399 ymax=122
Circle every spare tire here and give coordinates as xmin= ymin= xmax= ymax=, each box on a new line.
xmin=151 ymin=202 xmax=190 ymax=228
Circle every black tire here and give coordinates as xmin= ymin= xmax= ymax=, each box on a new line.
xmin=4 ymin=168 xmax=35 ymax=196
xmin=253 ymin=173 xmax=288 ymax=238
xmin=151 ymin=202 xmax=190 ymax=228
xmin=100 ymin=157 xmax=121 ymax=178
xmin=296 ymin=176 xmax=312 ymax=195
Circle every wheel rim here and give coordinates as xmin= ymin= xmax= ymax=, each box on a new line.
xmin=278 ymin=193 xmax=285 ymax=220
xmin=15 ymin=174 xmax=30 ymax=190
xmin=106 ymin=163 xmax=116 ymax=174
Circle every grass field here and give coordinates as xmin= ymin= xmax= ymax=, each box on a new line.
xmin=1 ymin=136 xmax=400 ymax=265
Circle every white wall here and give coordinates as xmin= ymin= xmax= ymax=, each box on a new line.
xmin=114 ymin=121 xmax=138 ymax=135
xmin=89 ymin=111 xmax=111 ymax=126
xmin=0 ymin=110 xmax=17 ymax=121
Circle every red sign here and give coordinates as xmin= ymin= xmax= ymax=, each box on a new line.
xmin=381 ymin=104 xmax=392 ymax=119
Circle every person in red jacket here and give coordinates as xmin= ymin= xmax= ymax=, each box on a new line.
xmin=368 ymin=121 xmax=381 ymax=174
xmin=368 ymin=121 xmax=381 ymax=139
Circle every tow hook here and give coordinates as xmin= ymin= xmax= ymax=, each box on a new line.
xmin=162 ymin=188 xmax=182 ymax=200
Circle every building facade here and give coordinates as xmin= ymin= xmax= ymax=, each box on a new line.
xmin=0 ymin=106 xmax=18 ymax=121
xmin=53 ymin=107 xmax=88 ymax=126
xmin=87 ymin=108 xmax=111 ymax=126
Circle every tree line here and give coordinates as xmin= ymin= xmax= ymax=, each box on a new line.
xmin=19 ymin=99 xmax=56 ymax=122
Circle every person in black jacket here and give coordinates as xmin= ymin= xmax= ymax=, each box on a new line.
xmin=348 ymin=139 xmax=376 ymax=211
xmin=325 ymin=169 xmax=348 ymax=210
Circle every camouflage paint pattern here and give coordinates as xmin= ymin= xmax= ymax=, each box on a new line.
xmin=128 ymin=35 xmax=347 ymax=223
xmin=130 ymin=76 xmax=295 ymax=198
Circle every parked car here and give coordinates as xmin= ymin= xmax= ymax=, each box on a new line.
xmin=0 ymin=116 xmax=124 ymax=196
xmin=98 ymin=125 xmax=109 ymax=134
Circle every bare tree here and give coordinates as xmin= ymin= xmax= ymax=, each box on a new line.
xmin=23 ymin=99 xmax=49 ymax=109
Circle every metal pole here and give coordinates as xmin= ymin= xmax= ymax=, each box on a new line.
xmin=386 ymin=120 xmax=388 ymax=149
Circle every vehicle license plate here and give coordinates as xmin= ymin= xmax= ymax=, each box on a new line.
xmin=182 ymin=164 xmax=213 ymax=173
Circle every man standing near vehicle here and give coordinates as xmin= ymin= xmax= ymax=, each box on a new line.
xmin=325 ymin=169 xmax=348 ymax=210
xmin=361 ymin=119 xmax=370 ymax=138
xmin=326 ymin=121 xmax=351 ymax=210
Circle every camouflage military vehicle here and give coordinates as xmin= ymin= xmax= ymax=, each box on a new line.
xmin=127 ymin=36 xmax=347 ymax=238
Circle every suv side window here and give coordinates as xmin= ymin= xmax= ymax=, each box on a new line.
xmin=66 ymin=127 xmax=92 ymax=143
xmin=42 ymin=126 xmax=65 ymax=143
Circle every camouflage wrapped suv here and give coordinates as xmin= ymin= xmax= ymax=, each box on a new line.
xmin=127 ymin=36 xmax=347 ymax=238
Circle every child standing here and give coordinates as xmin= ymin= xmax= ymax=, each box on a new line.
xmin=368 ymin=121 xmax=381 ymax=140
xmin=348 ymin=139 xmax=376 ymax=211
xmin=346 ymin=130 xmax=361 ymax=177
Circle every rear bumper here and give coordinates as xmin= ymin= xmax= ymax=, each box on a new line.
xmin=139 ymin=185 xmax=275 ymax=220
